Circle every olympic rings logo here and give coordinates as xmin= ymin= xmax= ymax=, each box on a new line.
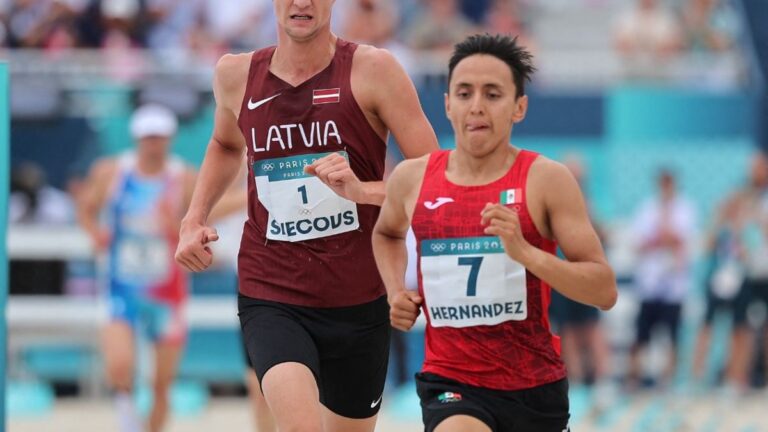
xmin=261 ymin=163 xmax=275 ymax=172
xmin=430 ymin=243 xmax=447 ymax=253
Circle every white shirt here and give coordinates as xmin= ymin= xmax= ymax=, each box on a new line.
xmin=615 ymin=6 xmax=681 ymax=52
xmin=405 ymin=228 xmax=418 ymax=291
xmin=632 ymin=196 xmax=697 ymax=302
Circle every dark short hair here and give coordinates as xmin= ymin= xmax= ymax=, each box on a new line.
xmin=448 ymin=34 xmax=535 ymax=98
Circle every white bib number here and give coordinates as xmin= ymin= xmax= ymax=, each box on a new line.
xmin=420 ymin=237 xmax=527 ymax=328
xmin=116 ymin=237 xmax=170 ymax=282
xmin=254 ymin=152 xmax=360 ymax=242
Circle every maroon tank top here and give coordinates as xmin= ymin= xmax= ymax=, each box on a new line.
xmin=412 ymin=150 xmax=566 ymax=390
xmin=237 ymin=38 xmax=387 ymax=307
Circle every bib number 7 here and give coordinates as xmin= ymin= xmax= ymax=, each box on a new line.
xmin=420 ymin=237 xmax=528 ymax=328
xmin=458 ymin=256 xmax=483 ymax=297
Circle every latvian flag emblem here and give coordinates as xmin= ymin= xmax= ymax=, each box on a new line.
xmin=313 ymin=88 xmax=341 ymax=105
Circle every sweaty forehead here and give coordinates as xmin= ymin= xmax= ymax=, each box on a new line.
xmin=450 ymin=54 xmax=515 ymax=90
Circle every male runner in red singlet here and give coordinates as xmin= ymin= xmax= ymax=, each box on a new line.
xmin=174 ymin=1 xmax=439 ymax=431
xmin=372 ymin=34 xmax=618 ymax=432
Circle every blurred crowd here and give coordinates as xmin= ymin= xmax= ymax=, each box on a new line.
xmin=614 ymin=0 xmax=744 ymax=81
xmin=0 ymin=0 xmax=530 ymax=56
xmin=0 ymin=0 xmax=743 ymax=65
xmin=615 ymin=0 xmax=740 ymax=57
xmin=690 ymin=152 xmax=768 ymax=396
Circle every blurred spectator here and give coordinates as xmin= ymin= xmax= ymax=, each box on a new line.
xmin=341 ymin=0 xmax=414 ymax=72
xmin=627 ymin=170 xmax=697 ymax=389
xmin=100 ymin=0 xmax=141 ymax=43
xmin=726 ymin=151 xmax=768 ymax=393
xmin=681 ymin=0 xmax=740 ymax=53
xmin=741 ymin=0 xmax=768 ymax=153
xmin=42 ymin=0 xmax=85 ymax=52
xmin=8 ymin=160 xmax=71 ymax=294
xmin=403 ymin=0 xmax=475 ymax=52
xmin=396 ymin=0 xmax=422 ymax=31
xmin=483 ymin=0 xmax=536 ymax=53
xmin=8 ymin=0 xmax=57 ymax=48
xmin=614 ymin=0 xmax=684 ymax=79
xmin=691 ymin=193 xmax=748 ymax=387
xmin=0 ymin=0 xmax=9 ymax=46
xmin=9 ymin=161 xmax=76 ymax=224
xmin=77 ymin=104 xmax=196 ymax=432
xmin=239 ymin=5 xmax=279 ymax=48
xmin=101 ymin=0 xmax=147 ymax=82
xmin=144 ymin=0 xmax=200 ymax=51
xmin=197 ymin=0 xmax=269 ymax=52
xmin=679 ymin=0 xmax=744 ymax=88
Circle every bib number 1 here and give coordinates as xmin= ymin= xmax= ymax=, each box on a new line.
xmin=254 ymin=152 xmax=359 ymax=242
xmin=297 ymin=185 xmax=308 ymax=205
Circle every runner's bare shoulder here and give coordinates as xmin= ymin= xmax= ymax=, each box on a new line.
xmin=388 ymin=155 xmax=431 ymax=195
xmin=351 ymin=44 xmax=411 ymax=106
xmin=352 ymin=44 xmax=408 ymax=81
xmin=213 ymin=53 xmax=252 ymax=109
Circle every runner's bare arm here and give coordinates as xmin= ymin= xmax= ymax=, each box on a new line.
xmin=313 ymin=47 xmax=438 ymax=207
xmin=77 ymin=159 xmax=116 ymax=251
xmin=484 ymin=159 xmax=617 ymax=310
xmin=176 ymin=54 xmax=249 ymax=271
xmin=181 ymin=54 xmax=248 ymax=226
xmin=372 ymin=158 xmax=428 ymax=330
xmin=360 ymin=48 xmax=438 ymax=156
xmin=373 ymin=160 xmax=418 ymax=292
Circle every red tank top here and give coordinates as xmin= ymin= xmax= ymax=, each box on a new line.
xmin=412 ymin=149 xmax=565 ymax=390
xmin=236 ymin=38 xmax=387 ymax=307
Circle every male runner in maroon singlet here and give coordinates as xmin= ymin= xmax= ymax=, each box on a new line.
xmin=372 ymin=34 xmax=617 ymax=432
xmin=174 ymin=1 xmax=439 ymax=431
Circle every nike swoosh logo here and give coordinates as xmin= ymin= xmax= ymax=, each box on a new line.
xmin=370 ymin=394 xmax=383 ymax=408
xmin=248 ymin=93 xmax=282 ymax=110
xmin=424 ymin=197 xmax=454 ymax=210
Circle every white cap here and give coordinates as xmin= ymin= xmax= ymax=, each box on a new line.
xmin=102 ymin=0 xmax=139 ymax=19
xmin=130 ymin=104 xmax=178 ymax=139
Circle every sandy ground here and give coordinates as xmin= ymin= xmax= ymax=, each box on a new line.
xmin=9 ymin=389 xmax=768 ymax=432
xmin=8 ymin=398 xmax=421 ymax=432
